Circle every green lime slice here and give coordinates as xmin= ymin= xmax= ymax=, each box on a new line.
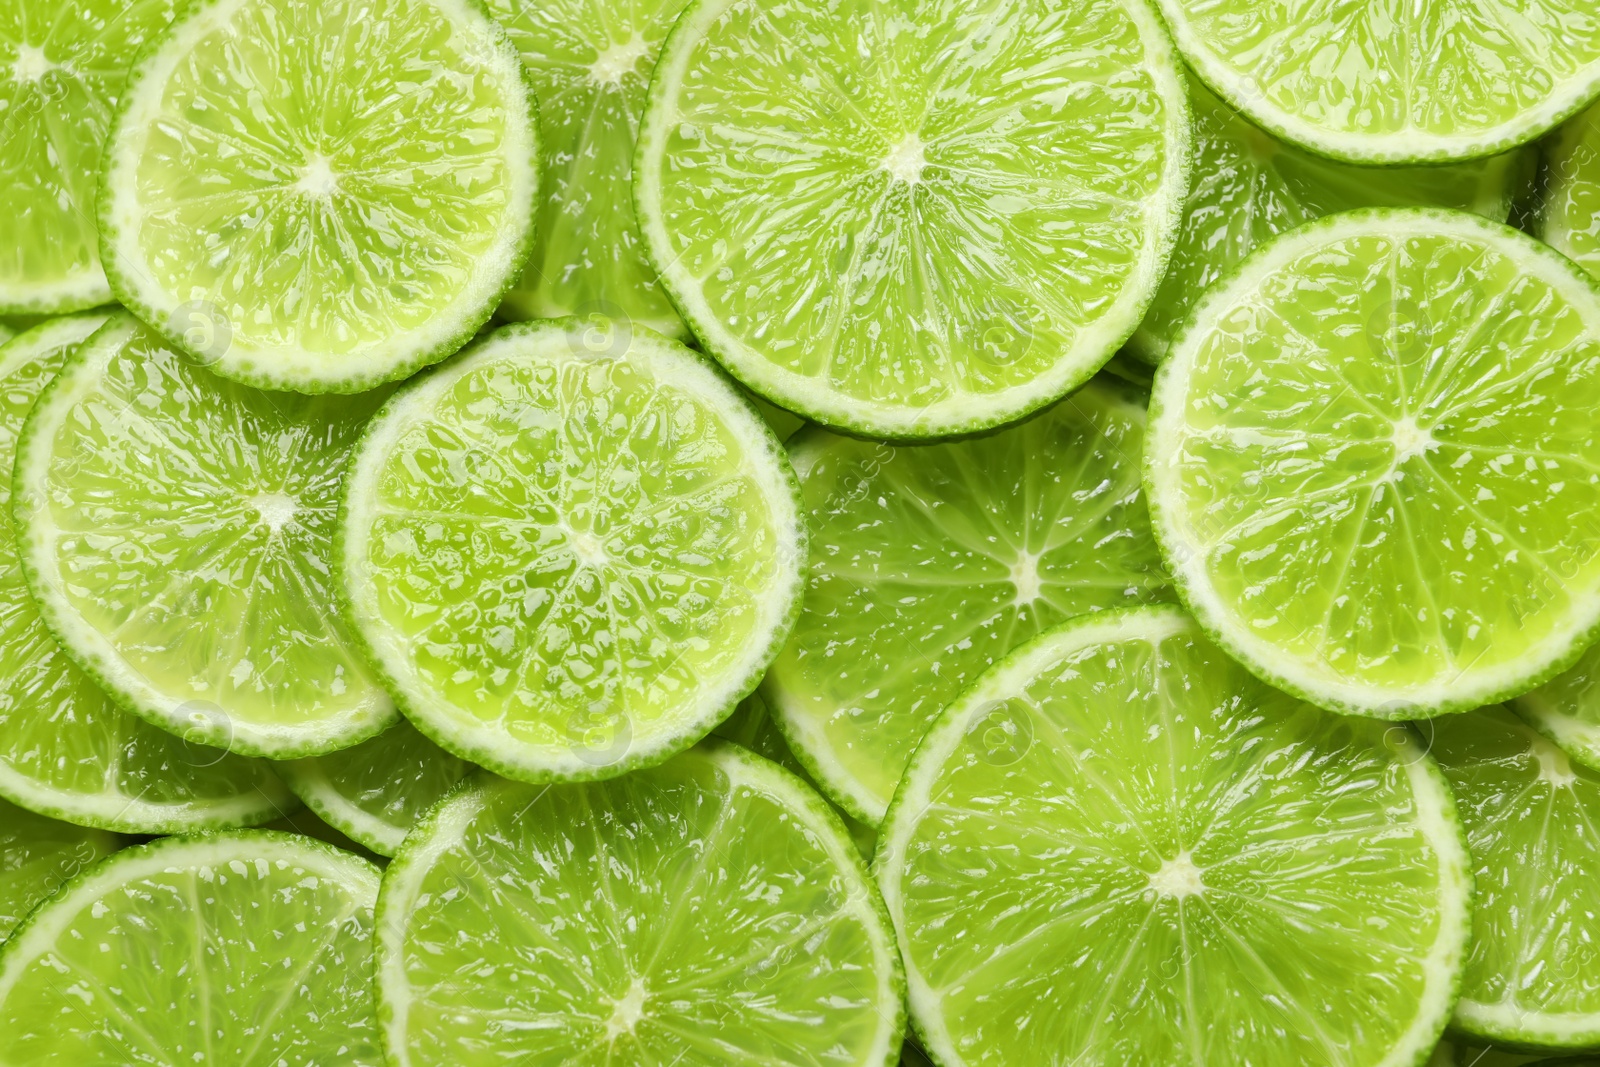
xmin=1515 ymin=642 xmax=1600 ymax=773
xmin=0 ymin=0 xmax=178 ymax=315
xmin=1154 ymin=0 xmax=1600 ymax=165
xmin=1147 ymin=208 xmax=1600 ymax=719
xmin=634 ymin=0 xmax=1191 ymax=439
xmin=279 ymin=719 xmax=472 ymax=857
xmin=0 ymin=316 xmax=293 ymax=832
xmin=13 ymin=312 xmax=396 ymax=759
xmin=1130 ymin=79 xmax=1534 ymax=363
xmin=0 ymin=797 xmax=119 ymax=942
xmin=375 ymin=743 xmax=905 ymax=1064
xmin=1543 ymin=102 xmax=1600 ymax=283
xmin=487 ymin=0 xmax=689 ymax=337
xmin=877 ymin=605 xmax=1471 ymax=1067
xmin=1429 ymin=706 xmax=1600 ymax=1049
xmin=0 ymin=830 xmax=382 ymax=1063
xmin=341 ymin=319 xmax=805 ymax=784
xmin=97 ymin=0 xmax=539 ymax=394
xmin=764 ymin=379 xmax=1171 ymax=824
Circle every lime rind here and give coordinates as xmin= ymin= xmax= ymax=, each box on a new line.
xmin=0 ymin=797 xmax=121 ymax=942
xmin=1514 ymin=642 xmax=1600 ymax=775
xmin=1542 ymin=102 xmax=1600 ymax=283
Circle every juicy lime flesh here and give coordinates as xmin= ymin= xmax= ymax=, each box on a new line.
xmin=1156 ymin=217 xmax=1600 ymax=707
xmin=1431 ymin=706 xmax=1600 ymax=1043
xmin=0 ymin=0 xmax=177 ymax=313
xmin=0 ymin=797 xmax=118 ymax=940
xmin=887 ymin=611 xmax=1466 ymax=1066
xmin=0 ymin=835 xmax=382 ymax=1064
xmin=1518 ymin=642 xmax=1600 ymax=771
xmin=0 ymin=319 xmax=290 ymax=830
xmin=380 ymin=751 xmax=898 ymax=1065
xmin=766 ymin=382 xmax=1171 ymax=821
xmin=26 ymin=319 xmax=389 ymax=754
xmin=644 ymin=0 xmax=1184 ymax=431
xmin=489 ymin=0 xmax=688 ymax=334
xmin=1546 ymin=102 xmax=1600 ymax=282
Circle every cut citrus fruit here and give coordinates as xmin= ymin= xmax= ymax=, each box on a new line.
xmin=1429 ymin=705 xmax=1600 ymax=1050
xmin=341 ymin=319 xmax=805 ymax=784
xmin=877 ymin=605 xmax=1471 ymax=1067
xmin=14 ymin=312 xmax=396 ymax=759
xmin=1154 ymin=0 xmax=1600 ymax=164
xmin=487 ymin=0 xmax=690 ymax=337
xmin=279 ymin=719 xmax=471 ymax=857
xmin=1130 ymin=79 xmax=1533 ymax=363
xmin=1515 ymin=642 xmax=1600 ymax=773
xmin=1147 ymin=208 xmax=1600 ymax=719
xmin=634 ymin=0 xmax=1191 ymax=439
xmin=764 ymin=379 xmax=1171 ymax=824
xmin=1543 ymin=102 xmax=1600 ymax=284
xmin=98 ymin=0 xmax=539 ymax=393
xmin=0 ymin=797 xmax=119 ymax=942
xmin=0 ymin=831 xmax=383 ymax=1064
xmin=0 ymin=0 xmax=178 ymax=315
xmin=375 ymin=743 xmax=904 ymax=1065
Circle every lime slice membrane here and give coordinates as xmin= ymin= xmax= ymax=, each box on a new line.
xmin=1543 ymin=102 xmax=1600 ymax=284
xmin=0 ymin=797 xmax=119 ymax=942
xmin=877 ymin=606 xmax=1471 ymax=1067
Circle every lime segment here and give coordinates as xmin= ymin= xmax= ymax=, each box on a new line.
xmin=0 ymin=797 xmax=119 ymax=942
xmin=1543 ymin=102 xmax=1600 ymax=284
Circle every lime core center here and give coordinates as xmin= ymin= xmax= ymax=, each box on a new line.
xmin=604 ymin=978 xmax=649 ymax=1039
xmin=564 ymin=523 xmax=609 ymax=568
xmin=1010 ymin=551 xmax=1043 ymax=604
xmin=296 ymin=154 xmax=340 ymax=199
xmin=1149 ymin=851 xmax=1206 ymax=899
xmin=883 ymin=134 xmax=928 ymax=185
xmin=1530 ymin=737 xmax=1577 ymax=787
xmin=11 ymin=45 xmax=54 ymax=83
xmin=251 ymin=492 xmax=299 ymax=533
xmin=589 ymin=35 xmax=649 ymax=85
xmin=1390 ymin=415 xmax=1438 ymax=464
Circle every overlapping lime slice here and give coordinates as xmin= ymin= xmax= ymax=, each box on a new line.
xmin=13 ymin=312 xmax=396 ymax=759
xmin=0 ymin=797 xmax=119 ymax=942
xmin=1155 ymin=0 xmax=1600 ymax=164
xmin=0 ymin=831 xmax=383 ymax=1064
xmin=375 ymin=744 xmax=904 ymax=1065
xmin=1515 ymin=643 xmax=1600 ymax=772
xmin=764 ymin=379 xmax=1171 ymax=824
xmin=635 ymin=0 xmax=1191 ymax=438
xmin=98 ymin=0 xmax=539 ymax=393
xmin=1543 ymin=102 xmax=1600 ymax=284
xmin=877 ymin=606 xmax=1471 ymax=1066
xmin=1147 ymin=208 xmax=1600 ymax=718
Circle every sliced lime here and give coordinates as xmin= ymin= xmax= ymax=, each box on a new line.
xmin=487 ymin=0 xmax=690 ymax=337
xmin=98 ymin=0 xmax=539 ymax=393
xmin=1429 ymin=706 xmax=1600 ymax=1049
xmin=878 ymin=606 xmax=1471 ymax=1066
xmin=0 ymin=831 xmax=382 ymax=1063
xmin=1543 ymin=102 xmax=1600 ymax=283
xmin=1155 ymin=0 xmax=1600 ymax=164
xmin=1147 ymin=208 xmax=1600 ymax=719
xmin=1131 ymin=79 xmax=1533 ymax=363
xmin=0 ymin=797 xmax=119 ymax=942
xmin=765 ymin=379 xmax=1171 ymax=824
xmin=634 ymin=0 xmax=1190 ymax=439
xmin=14 ymin=312 xmax=396 ymax=759
xmin=279 ymin=719 xmax=471 ymax=857
xmin=341 ymin=319 xmax=805 ymax=784
xmin=1515 ymin=642 xmax=1600 ymax=773
xmin=375 ymin=743 xmax=904 ymax=1064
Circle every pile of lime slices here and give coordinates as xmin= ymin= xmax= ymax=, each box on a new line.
xmin=6 ymin=0 xmax=1600 ymax=1063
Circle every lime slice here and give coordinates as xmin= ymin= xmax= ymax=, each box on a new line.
xmin=1154 ymin=0 xmax=1600 ymax=164
xmin=487 ymin=0 xmax=690 ymax=337
xmin=279 ymin=719 xmax=471 ymax=857
xmin=1515 ymin=642 xmax=1600 ymax=773
xmin=877 ymin=605 xmax=1471 ymax=1066
xmin=375 ymin=743 xmax=904 ymax=1064
xmin=634 ymin=0 xmax=1191 ymax=439
xmin=341 ymin=319 xmax=805 ymax=784
xmin=1543 ymin=102 xmax=1600 ymax=283
xmin=1429 ymin=706 xmax=1600 ymax=1049
xmin=764 ymin=379 xmax=1171 ymax=824
xmin=0 ymin=0 xmax=178 ymax=315
xmin=0 ymin=797 xmax=119 ymax=942
xmin=0 ymin=316 xmax=293 ymax=832
xmin=0 ymin=830 xmax=382 ymax=1063
xmin=13 ymin=312 xmax=396 ymax=759
xmin=1130 ymin=79 xmax=1534 ymax=363
xmin=97 ymin=0 xmax=539 ymax=393
xmin=1147 ymin=208 xmax=1600 ymax=719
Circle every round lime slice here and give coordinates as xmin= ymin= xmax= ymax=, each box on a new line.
xmin=0 ymin=0 xmax=178 ymax=315
xmin=1130 ymin=78 xmax=1534 ymax=363
xmin=878 ymin=605 xmax=1472 ymax=1067
xmin=98 ymin=0 xmax=539 ymax=393
xmin=0 ymin=797 xmax=119 ymax=942
xmin=340 ymin=319 xmax=805 ymax=783
xmin=1429 ymin=705 xmax=1600 ymax=1050
xmin=1154 ymin=0 xmax=1600 ymax=164
xmin=0 ymin=831 xmax=382 ymax=1063
xmin=13 ymin=312 xmax=396 ymax=759
xmin=279 ymin=719 xmax=471 ymax=857
xmin=1543 ymin=102 xmax=1600 ymax=284
xmin=487 ymin=0 xmax=690 ymax=337
xmin=634 ymin=0 xmax=1191 ymax=439
xmin=764 ymin=379 xmax=1171 ymax=824
xmin=1147 ymin=208 xmax=1600 ymax=719
xmin=375 ymin=743 xmax=904 ymax=1064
